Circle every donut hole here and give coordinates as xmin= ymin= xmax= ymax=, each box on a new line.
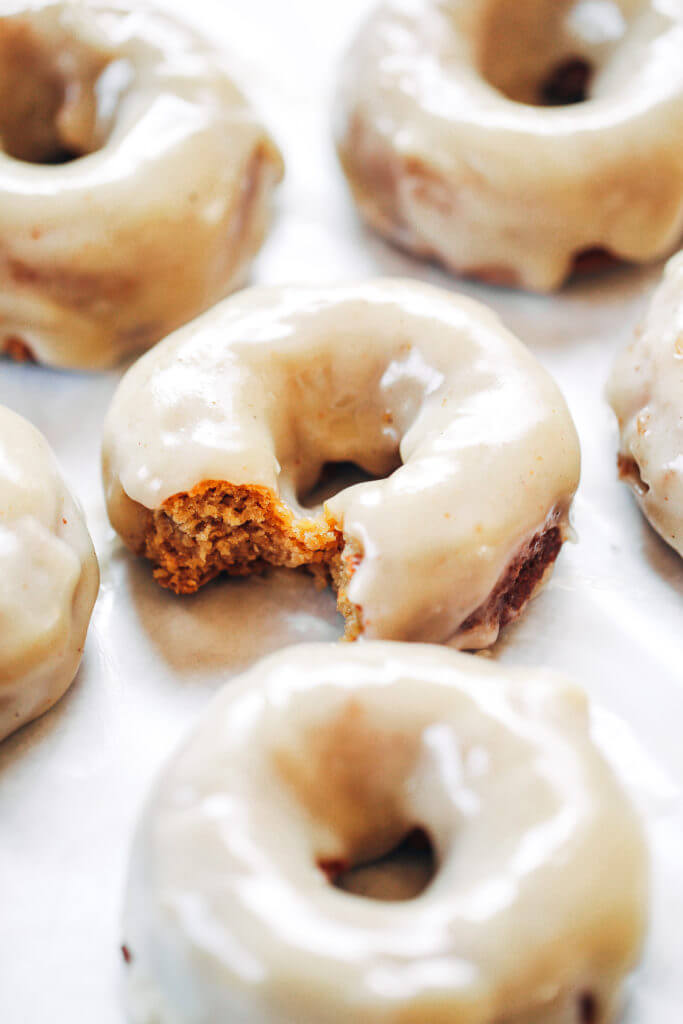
xmin=477 ymin=0 xmax=635 ymax=106
xmin=0 ymin=17 xmax=126 ymax=164
xmin=275 ymin=700 xmax=441 ymax=899
xmin=578 ymin=992 xmax=599 ymax=1023
xmin=572 ymin=246 xmax=620 ymax=277
xmin=298 ymin=459 xmax=400 ymax=510
xmin=617 ymin=453 xmax=650 ymax=496
xmin=540 ymin=57 xmax=592 ymax=106
xmin=322 ymin=828 xmax=437 ymax=902
xmin=276 ymin=363 xmax=408 ymax=515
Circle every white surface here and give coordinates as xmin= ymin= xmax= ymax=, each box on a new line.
xmin=0 ymin=1 xmax=681 ymax=1022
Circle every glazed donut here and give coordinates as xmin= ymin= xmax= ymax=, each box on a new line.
xmin=608 ymin=250 xmax=683 ymax=556
xmin=122 ymin=642 xmax=648 ymax=1024
xmin=0 ymin=1 xmax=283 ymax=370
xmin=0 ymin=405 xmax=99 ymax=741
xmin=335 ymin=0 xmax=683 ymax=291
xmin=102 ymin=279 xmax=580 ymax=647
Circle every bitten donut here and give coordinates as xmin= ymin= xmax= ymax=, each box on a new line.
xmin=122 ymin=642 xmax=648 ymax=1024
xmin=0 ymin=406 xmax=99 ymax=741
xmin=102 ymin=279 xmax=580 ymax=648
xmin=335 ymin=0 xmax=683 ymax=291
xmin=609 ymin=251 xmax=683 ymax=556
xmin=0 ymin=1 xmax=283 ymax=370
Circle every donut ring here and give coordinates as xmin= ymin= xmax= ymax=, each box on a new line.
xmin=102 ymin=279 xmax=580 ymax=647
xmin=609 ymin=250 xmax=683 ymax=556
xmin=335 ymin=0 xmax=683 ymax=291
xmin=122 ymin=642 xmax=648 ymax=1024
xmin=0 ymin=406 xmax=99 ymax=741
xmin=0 ymin=1 xmax=283 ymax=370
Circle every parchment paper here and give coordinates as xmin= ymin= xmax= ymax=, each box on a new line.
xmin=0 ymin=2 xmax=681 ymax=1021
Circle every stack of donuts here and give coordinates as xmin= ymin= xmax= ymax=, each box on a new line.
xmin=2 ymin=1 xmax=682 ymax=1022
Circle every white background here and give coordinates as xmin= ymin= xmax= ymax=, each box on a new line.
xmin=0 ymin=1 xmax=682 ymax=1021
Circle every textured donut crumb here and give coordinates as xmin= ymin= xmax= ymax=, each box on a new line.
xmin=140 ymin=481 xmax=565 ymax=644
xmin=2 ymin=335 xmax=35 ymax=362
xmin=143 ymin=481 xmax=341 ymax=595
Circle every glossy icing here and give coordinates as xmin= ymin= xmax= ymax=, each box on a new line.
xmin=0 ymin=405 xmax=99 ymax=741
xmin=0 ymin=0 xmax=283 ymax=370
xmin=102 ymin=279 xmax=581 ymax=645
xmin=609 ymin=250 xmax=683 ymax=556
xmin=123 ymin=642 xmax=648 ymax=1024
xmin=335 ymin=0 xmax=683 ymax=291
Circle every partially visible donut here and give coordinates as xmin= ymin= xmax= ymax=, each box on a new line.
xmin=335 ymin=0 xmax=683 ymax=291
xmin=102 ymin=279 xmax=580 ymax=647
xmin=0 ymin=405 xmax=99 ymax=741
xmin=609 ymin=250 xmax=683 ymax=556
xmin=0 ymin=1 xmax=283 ymax=370
xmin=122 ymin=642 xmax=648 ymax=1024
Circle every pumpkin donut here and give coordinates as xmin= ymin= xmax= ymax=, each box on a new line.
xmin=0 ymin=0 xmax=283 ymax=369
xmin=335 ymin=0 xmax=683 ymax=291
xmin=103 ymin=279 xmax=580 ymax=647
xmin=0 ymin=405 xmax=98 ymax=740
xmin=122 ymin=642 xmax=648 ymax=1024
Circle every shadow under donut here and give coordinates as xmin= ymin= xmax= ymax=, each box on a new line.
xmin=355 ymin=219 xmax=665 ymax=350
xmin=125 ymin=555 xmax=343 ymax=677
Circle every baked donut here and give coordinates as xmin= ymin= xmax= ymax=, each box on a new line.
xmin=122 ymin=642 xmax=648 ymax=1024
xmin=0 ymin=405 xmax=99 ymax=741
xmin=0 ymin=1 xmax=283 ymax=370
xmin=335 ymin=0 xmax=683 ymax=291
xmin=608 ymin=250 xmax=683 ymax=556
xmin=103 ymin=279 xmax=580 ymax=647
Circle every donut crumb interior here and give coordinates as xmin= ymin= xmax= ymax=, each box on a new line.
xmin=137 ymin=480 xmax=566 ymax=646
xmin=142 ymin=480 xmax=342 ymax=587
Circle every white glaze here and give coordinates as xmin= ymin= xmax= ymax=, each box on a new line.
xmin=123 ymin=642 xmax=648 ymax=1024
xmin=102 ymin=279 xmax=581 ymax=645
xmin=0 ymin=0 xmax=283 ymax=370
xmin=608 ymin=250 xmax=683 ymax=556
xmin=0 ymin=405 xmax=98 ymax=741
xmin=335 ymin=0 xmax=683 ymax=292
